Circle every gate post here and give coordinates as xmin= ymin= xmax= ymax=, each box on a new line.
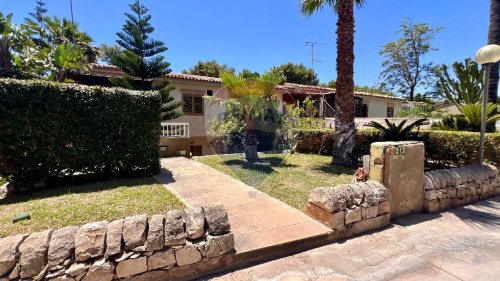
xmin=369 ymin=141 xmax=425 ymax=218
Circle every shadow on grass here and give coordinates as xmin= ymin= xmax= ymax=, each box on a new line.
xmin=0 ymin=177 xmax=158 ymax=207
xmin=311 ymin=163 xmax=356 ymax=176
xmin=223 ymin=156 xmax=297 ymax=175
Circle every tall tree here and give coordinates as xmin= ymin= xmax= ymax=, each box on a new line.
xmin=111 ymin=0 xmax=181 ymax=120
xmin=301 ymin=0 xmax=364 ymax=166
xmin=182 ymin=60 xmax=235 ymax=77
xmin=26 ymin=0 xmax=47 ymax=28
xmin=239 ymin=68 xmax=260 ymax=79
xmin=487 ymin=0 xmax=499 ymax=131
xmin=435 ymin=58 xmax=484 ymax=107
xmin=379 ymin=19 xmax=441 ymax=101
xmin=267 ymin=62 xmax=319 ymax=85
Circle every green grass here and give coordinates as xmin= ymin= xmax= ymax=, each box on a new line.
xmin=0 ymin=177 xmax=6 ymax=186
xmin=197 ymin=153 xmax=355 ymax=211
xmin=0 ymin=177 xmax=183 ymax=237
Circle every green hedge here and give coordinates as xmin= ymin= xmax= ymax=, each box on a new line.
xmin=0 ymin=79 xmax=162 ymax=191
xmin=294 ymin=129 xmax=500 ymax=168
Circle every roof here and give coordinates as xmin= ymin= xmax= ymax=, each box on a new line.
xmin=87 ymin=64 xmax=405 ymax=101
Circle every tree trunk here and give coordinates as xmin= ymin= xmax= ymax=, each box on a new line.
xmin=0 ymin=40 xmax=13 ymax=70
xmin=487 ymin=0 xmax=499 ymax=131
xmin=244 ymin=117 xmax=259 ymax=162
xmin=332 ymin=0 xmax=357 ymax=166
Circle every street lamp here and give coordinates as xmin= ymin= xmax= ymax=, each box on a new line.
xmin=474 ymin=44 xmax=500 ymax=164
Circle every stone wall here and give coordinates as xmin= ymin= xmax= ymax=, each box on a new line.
xmin=423 ymin=164 xmax=500 ymax=213
xmin=0 ymin=203 xmax=235 ymax=281
xmin=307 ymin=181 xmax=390 ymax=239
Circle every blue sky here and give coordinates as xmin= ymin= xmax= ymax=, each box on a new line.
xmin=2 ymin=0 xmax=490 ymax=90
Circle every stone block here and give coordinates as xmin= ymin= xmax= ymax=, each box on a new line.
xmin=361 ymin=206 xmax=378 ymax=219
xmin=306 ymin=203 xmax=344 ymax=229
xmin=205 ymin=233 xmax=235 ymax=258
xmin=447 ymin=188 xmax=457 ymax=199
xmin=165 ymin=210 xmax=187 ymax=246
xmin=377 ymin=201 xmax=390 ymax=216
xmin=123 ymin=214 xmax=148 ymax=250
xmin=19 ymin=229 xmax=53 ymax=278
xmin=175 ymin=245 xmax=202 ymax=266
xmin=116 ymin=256 xmax=148 ymax=279
xmin=82 ymin=258 xmax=114 ymax=281
xmin=424 ymin=190 xmax=437 ymax=200
xmin=308 ymin=187 xmax=347 ymax=212
xmin=48 ymin=226 xmax=79 ymax=267
xmin=185 ymin=207 xmax=205 ymax=240
xmin=147 ymin=250 xmax=176 ymax=271
xmin=457 ymin=188 xmax=467 ymax=199
xmin=75 ymin=221 xmax=107 ymax=262
xmin=424 ymin=200 xmax=440 ymax=213
xmin=65 ymin=263 xmax=89 ymax=277
xmin=105 ymin=219 xmax=123 ymax=258
xmin=203 ymin=203 xmax=231 ymax=236
xmin=345 ymin=207 xmax=362 ymax=224
xmin=0 ymin=234 xmax=27 ymax=277
xmin=439 ymin=198 xmax=452 ymax=210
xmin=146 ymin=215 xmax=165 ymax=251
xmin=352 ymin=214 xmax=390 ymax=235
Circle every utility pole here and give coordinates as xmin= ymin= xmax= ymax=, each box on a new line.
xmin=305 ymin=41 xmax=327 ymax=84
xmin=70 ymin=0 xmax=76 ymax=45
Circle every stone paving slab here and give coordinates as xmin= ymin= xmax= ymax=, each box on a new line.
xmin=210 ymin=196 xmax=500 ymax=281
xmin=156 ymin=157 xmax=332 ymax=255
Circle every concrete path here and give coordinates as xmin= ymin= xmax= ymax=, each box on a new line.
xmin=210 ymin=196 xmax=500 ymax=281
xmin=155 ymin=157 xmax=331 ymax=256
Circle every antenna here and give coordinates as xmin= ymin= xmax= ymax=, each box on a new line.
xmin=70 ymin=0 xmax=76 ymax=45
xmin=305 ymin=41 xmax=327 ymax=84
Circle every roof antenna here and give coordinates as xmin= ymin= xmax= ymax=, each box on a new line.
xmin=70 ymin=0 xmax=76 ymax=45
xmin=305 ymin=41 xmax=327 ymax=85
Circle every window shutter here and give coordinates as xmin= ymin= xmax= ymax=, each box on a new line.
xmin=194 ymin=96 xmax=203 ymax=114
xmin=183 ymin=95 xmax=193 ymax=113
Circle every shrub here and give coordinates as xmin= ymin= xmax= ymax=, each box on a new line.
xmin=0 ymin=79 xmax=162 ymax=191
xmin=294 ymin=129 xmax=499 ymax=168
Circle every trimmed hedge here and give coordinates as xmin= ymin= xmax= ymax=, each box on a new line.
xmin=294 ymin=129 xmax=500 ymax=168
xmin=0 ymin=79 xmax=162 ymax=191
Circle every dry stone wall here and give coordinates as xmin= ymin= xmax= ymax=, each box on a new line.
xmin=0 ymin=203 xmax=235 ymax=281
xmin=423 ymin=164 xmax=500 ymax=213
xmin=307 ymin=181 xmax=390 ymax=238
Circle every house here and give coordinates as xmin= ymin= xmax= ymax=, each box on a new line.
xmin=77 ymin=64 xmax=406 ymax=156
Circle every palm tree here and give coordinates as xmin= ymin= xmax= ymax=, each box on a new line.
xmin=300 ymin=0 xmax=365 ymax=166
xmin=219 ymin=72 xmax=282 ymax=162
xmin=487 ymin=0 xmax=499 ymax=105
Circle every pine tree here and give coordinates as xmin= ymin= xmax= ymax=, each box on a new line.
xmin=111 ymin=0 xmax=181 ymax=120
xmin=27 ymin=0 xmax=48 ymax=28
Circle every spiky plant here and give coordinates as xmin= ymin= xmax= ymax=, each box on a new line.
xmin=366 ymin=119 xmax=427 ymax=141
xmin=459 ymin=103 xmax=500 ymax=130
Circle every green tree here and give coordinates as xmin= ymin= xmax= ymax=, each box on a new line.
xmin=435 ymin=58 xmax=484 ymax=107
xmin=218 ymin=71 xmax=282 ymax=162
xmin=320 ymin=80 xmax=336 ymax=88
xmin=182 ymin=60 xmax=235 ymax=77
xmin=111 ymin=0 xmax=181 ymax=121
xmin=239 ymin=68 xmax=260 ymax=79
xmin=301 ymin=0 xmax=365 ymax=166
xmin=379 ymin=19 xmax=441 ymax=101
xmin=99 ymin=44 xmax=121 ymax=64
xmin=267 ymin=62 xmax=319 ymax=85
xmin=25 ymin=0 xmax=48 ymax=29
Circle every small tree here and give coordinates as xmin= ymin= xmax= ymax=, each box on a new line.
xmin=379 ymin=19 xmax=441 ymax=101
xmin=25 ymin=0 xmax=48 ymax=29
xmin=267 ymin=62 xmax=319 ymax=85
xmin=182 ymin=60 xmax=235 ymax=77
xmin=435 ymin=58 xmax=484 ymax=107
xmin=111 ymin=0 xmax=181 ymax=120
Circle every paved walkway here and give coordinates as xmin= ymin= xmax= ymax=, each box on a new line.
xmin=155 ymin=157 xmax=331 ymax=255
xmin=210 ymin=196 xmax=500 ymax=281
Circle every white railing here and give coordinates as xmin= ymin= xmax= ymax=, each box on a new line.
xmin=161 ymin=122 xmax=189 ymax=138
xmin=323 ymin=118 xmax=441 ymax=130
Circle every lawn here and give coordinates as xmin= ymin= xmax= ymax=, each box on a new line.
xmin=197 ymin=153 xmax=355 ymax=211
xmin=0 ymin=177 xmax=183 ymax=237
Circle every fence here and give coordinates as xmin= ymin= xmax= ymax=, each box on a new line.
xmin=161 ymin=123 xmax=190 ymax=138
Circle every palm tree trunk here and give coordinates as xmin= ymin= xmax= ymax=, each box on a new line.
xmin=487 ymin=0 xmax=499 ymax=132
xmin=244 ymin=116 xmax=259 ymax=162
xmin=332 ymin=0 xmax=357 ymax=166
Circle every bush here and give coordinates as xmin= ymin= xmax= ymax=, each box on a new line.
xmin=294 ymin=129 xmax=499 ymax=168
xmin=0 ymin=79 xmax=162 ymax=191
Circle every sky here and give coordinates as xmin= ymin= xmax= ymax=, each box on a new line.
xmin=1 ymin=0 xmax=492 ymax=91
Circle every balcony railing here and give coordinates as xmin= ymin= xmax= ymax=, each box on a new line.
xmin=161 ymin=122 xmax=189 ymax=138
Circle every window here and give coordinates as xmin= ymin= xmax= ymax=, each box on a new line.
xmin=386 ymin=105 xmax=395 ymax=118
xmin=182 ymin=94 xmax=204 ymax=115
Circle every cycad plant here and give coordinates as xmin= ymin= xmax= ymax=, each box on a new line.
xmin=366 ymin=119 xmax=427 ymax=141
xmin=459 ymin=103 xmax=499 ymax=131
xmin=219 ymin=72 xmax=282 ymax=162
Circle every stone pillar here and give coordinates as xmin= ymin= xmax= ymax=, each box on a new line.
xmin=369 ymin=141 xmax=425 ymax=218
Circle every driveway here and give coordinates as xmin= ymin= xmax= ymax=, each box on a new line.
xmin=210 ymin=196 xmax=500 ymax=281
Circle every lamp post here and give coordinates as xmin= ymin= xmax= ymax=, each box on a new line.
xmin=474 ymin=44 xmax=500 ymax=164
